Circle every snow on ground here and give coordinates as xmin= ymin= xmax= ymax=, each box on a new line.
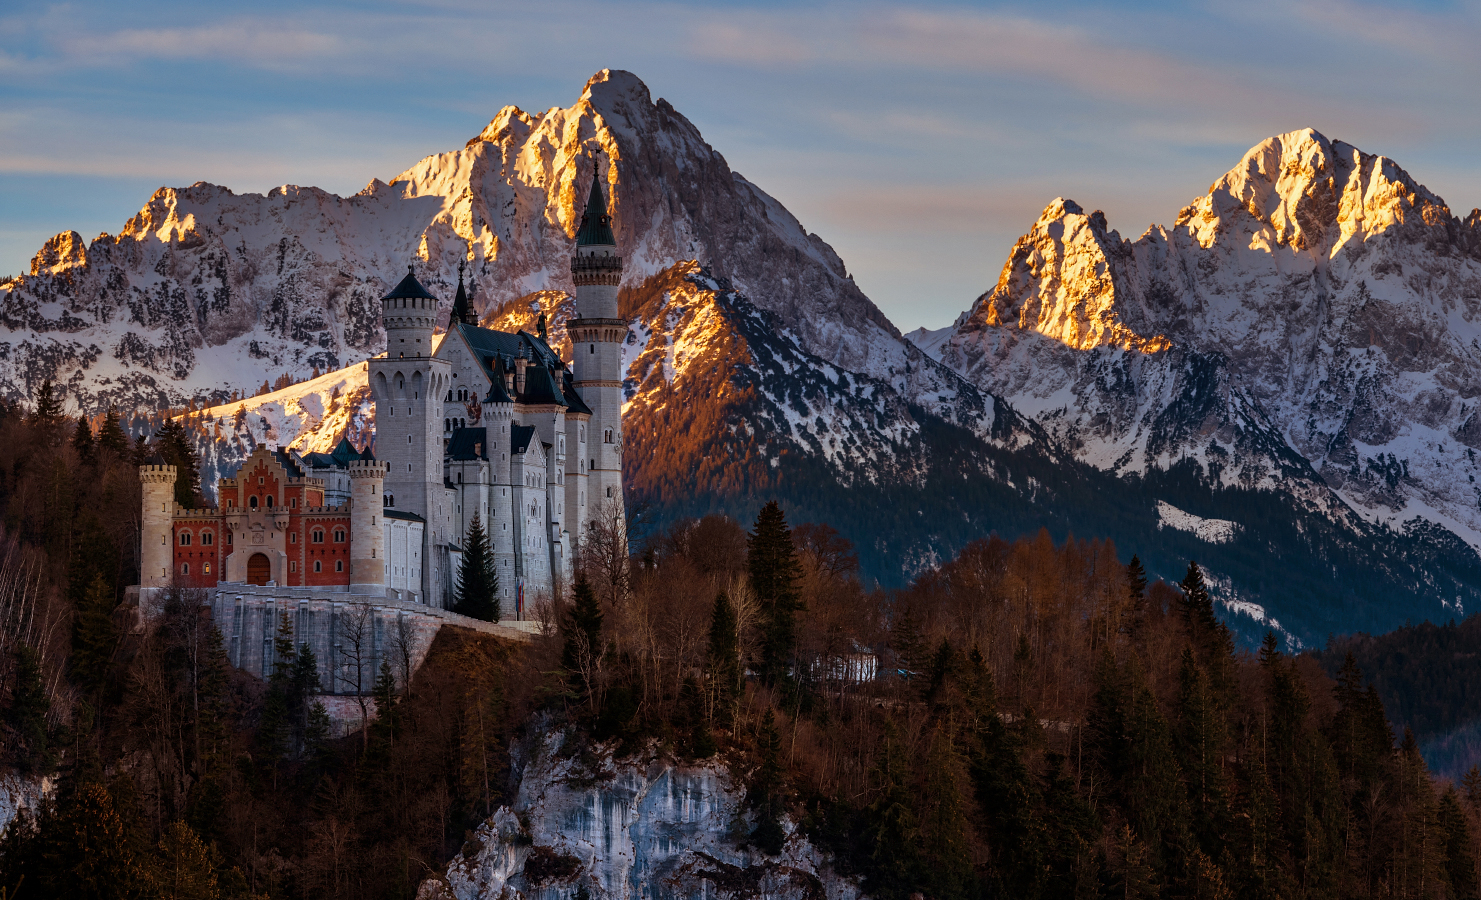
xmin=1156 ymin=500 xmax=1242 ymax=545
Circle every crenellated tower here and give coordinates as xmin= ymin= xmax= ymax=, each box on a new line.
xmin=348 ymin=457 xmax=389 ymax=595
xmin=569 ymin=163 xmax=626 ymax=544
xmin=140 ymin=461 xmax=178 ymax=589
xmin=370 ymin=265 xmax=453 ymax=605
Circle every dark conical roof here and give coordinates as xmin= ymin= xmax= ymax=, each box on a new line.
xmin=521 ymin=365 xmax=566 ymax=406
xmin=451 ymin=261 xmax=477 ymax=325
xmin=575 ymin=174 xmax=616 ymax=247
xmin=381 ymin=264 xmax=438 ymax=301
xmin=484 ymin=358 xmax=513 ymax=404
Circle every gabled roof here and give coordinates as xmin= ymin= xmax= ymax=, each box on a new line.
xmin=521 ymin=365 xmax=566 ymax=407
xmin=576 ymin=176 xmax=616 ymax=247
xmin=562 ymin=371 xmax=592 ymax=416
xmin=449 ymin=322 xmax=566 ymax=397
xmin=448 ymin=426 xmax=490 ymax=461
xmin=511 ymin=424 xmax=535 ymax=455
xmin=382 ymin=265 xmax=437 ymax=301
xmin=275 ymin=449 xmax=304 ymax=479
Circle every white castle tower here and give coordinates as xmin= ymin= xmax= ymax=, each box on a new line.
xmin=348 ymin=457 xmax=389 ymax=595
xmin=568 ymin=163 xmax=626 ymax=543
xmin=370 ymin=266 xmax=454 ymax=606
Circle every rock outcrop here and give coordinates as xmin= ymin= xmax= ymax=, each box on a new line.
xmin=418 ymin=728 xmax=862 ymax=900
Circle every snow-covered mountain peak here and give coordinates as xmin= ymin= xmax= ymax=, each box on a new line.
xmin=29 ymin=230 xmax=88 ymax=276
xmin=964 ymin=195 xmax=1170 ymax=354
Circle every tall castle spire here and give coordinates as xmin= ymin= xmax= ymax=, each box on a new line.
xmin=451 ymin=259 xmax=477 ymax=326
xmin=576 ymin=159 xmax=617 ymax=248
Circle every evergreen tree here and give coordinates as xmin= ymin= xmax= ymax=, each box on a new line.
xmin=918 ymin=726 xmax=974 ymax=900
xmin=1126 ymin=554 xmax=1149 ymax=604
xmin=1175 ymin=649 xmax=1228 ymax=855
xmin=7 ymin=645 xmax=51 ymax=774
xmin=98 ymin=408 xmax=129 ymax=455
xmin=71 ymin=416 xmax=94 ymax=462
xmin=749 ymin=708 xmax=787 ymax=855
xmin=154 ymin=419 xmax=202 ymax=508
xmin=72 ymin=574 xmax=118 ymax=695
xmin=1440 ymin=787 xmax=1480 ymax=900
xmin=453 ymin=514 xmax=499 ymax=621
xmin=369 ymin=660 xmax=400 ymax=757
xmin=30 ymin=378 xmax=63 ymax=425
xmin=270 ymin=611 xmax=295 ymax=685
xmin=705 ymin=591 xmax=742 ymax=728
xmin=562 ymin=575 xmax=604 ymax=698
xmin=747 ymin=501 xmax=803 ymax=686
xmin=867 ymin=722 xmax=922 ymax=898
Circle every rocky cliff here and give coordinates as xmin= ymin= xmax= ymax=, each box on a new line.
xmin=933 ymin=128 xmax=1481 ymax=584
xmin=418 ymin=727 xmax=862 ymax=900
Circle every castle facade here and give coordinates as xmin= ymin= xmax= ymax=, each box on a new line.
xmin=140 ymin=171 xmax=627 ymax=616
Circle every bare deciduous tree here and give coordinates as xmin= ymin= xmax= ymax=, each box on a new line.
xmin=333 ymin=601 xmax=375 ymax=748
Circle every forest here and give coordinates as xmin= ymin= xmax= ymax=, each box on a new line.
xmin=0 ymin=380 xmax=1479 ymax=899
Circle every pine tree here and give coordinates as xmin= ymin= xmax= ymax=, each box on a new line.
xmin=453 ymin=514 xmax=499 ymax=621
xmin=1175 ymin=649 xmax=1228 ymax=855
xmin=270 ymin=611 xmax=295 ymax=686
xmin=749 ymin=708 xmax=787 ymax=855
xmin=153 ymin=820 xmax=221 ymax=900
xmin=747 ymin=501 xmax=802 ymax=686
xmin=30 ymin=378 xmax=63 ymax=425
xmin=72 ymin=574 xmax=118 ymax=695
xmin=369 ymin=660 xmax=400 ymax=756
xmin=98 ymin=408 xmax=129 ymax=455
xmin=1440 ymin=787 xmax=1480 ymax=900
xmin=562 ymin=575 xmax=604 ymax=702
xmin=705 ymin=592 xmax=742 ymax=727
xmin=71 ymin=416 xmax=94 ymax=462
xmin=155 ymin=419 xmax=202 ymax=508
xmin=1126 ymin=554 xmax=1149 ymax=604
xmin=7 ymin=645 xmax=51 ymax=774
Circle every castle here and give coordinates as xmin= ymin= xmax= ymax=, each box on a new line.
xmin=139 ymin=171 xmax=627 ymax=635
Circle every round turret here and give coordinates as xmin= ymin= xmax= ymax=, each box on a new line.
xmin=140 ymin=462 xmax=178 ymax=588
xmin=348 ymin=457 xmax=389 ymax=594
xmin=382 ymin=264 xmax=439 ymax=359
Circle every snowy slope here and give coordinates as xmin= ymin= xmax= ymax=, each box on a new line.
xmin=0 ymin=69 xmax=965 ymax=433
xmin=934 ymin=129 xmax=1481 ymax=556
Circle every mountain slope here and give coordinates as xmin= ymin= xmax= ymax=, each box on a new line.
xmin=933 ymin=128 xmax=1481 ymax=564
xmin=0 ymin=69 xmax=964 ymax=430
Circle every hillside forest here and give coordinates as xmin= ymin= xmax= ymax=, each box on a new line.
xmin=0 ymin=382 xmax=1479 ymax=899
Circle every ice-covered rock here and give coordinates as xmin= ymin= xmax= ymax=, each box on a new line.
xmin=418 ymin=728 xmax=863 ymax=900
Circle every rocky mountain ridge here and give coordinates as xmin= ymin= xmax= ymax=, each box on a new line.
xmin=930 ymin=128 xmax=1481 ymax=557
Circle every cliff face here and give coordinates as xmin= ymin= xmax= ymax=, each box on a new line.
xmin=0 ymin=772 xmax=51 ymax=836
xmin=418 ymin=728 xmax=862 ymax=900
xmin=937 ymin=128 xmax=1481 ymax=551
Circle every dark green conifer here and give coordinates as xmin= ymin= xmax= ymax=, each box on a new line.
xmin=1441 ymin=787 xmax=1480 ymax=900
xmin=749 ymin=708 xmax=787 ymax=855
xmin=453 ymin=514 xmax=499 ymax=621
xmin=705 ymin=592 xmax=742 ymax=727
xmin=747 ymin=501 xmax=802 ymax=685
xmin=71 ymin=416 xmax=94 ymax=462
xmin=562 ymin=575 xmax=604 ymax=696
xmin=30 ymin=378 xmax=63 ymax=425
xmin=7 ymin=645 xmax=51 ymax=774
xmin=98 ymin=408 xmax=129 ymax=455
xmin=72 ymin=574 xmax=118 ymax=695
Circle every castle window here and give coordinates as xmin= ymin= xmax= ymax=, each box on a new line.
xmin=201 ymin=532 xmax=213 ymax=546
xmin=265 ymin=496 xmax=274 ymax=507
xmin=203 ymin=563 xmax=210 ymax=574
xmin=335 ymin=560 xmax=344 ymax=572
xmin=604 ymin=429 xmax=613 ymax=444
xmin=445 ymin=419 xmax=451 ymax=432
xmin=226 ymin=532 xmax=232 ymax=545
xmin=333 ymin=529 xmax=345 ymax=543
xmin=249 ymin=496 xmax=258 ymax=509
xmin=290 ymin=561 xmax=296 ymax=572
xmin=408 ymin=435 xmax=412 ymax=444
xmin=181 ymin=563 xmax=189 ymax=575
xmin=314 ymin=560 xmax=322 ymax=573
xmin=312 ymin=529 xmax=324 ymax=543
xmin=179 ymin=532 xmax=191 ymax=546
xmin=259 ymin=477 xmax=264 ymax=485
xmin=290 ymin=498 xmax=297 ymax=509
xmin=606 ymin=487 xmax=613 ymax=498
xmin=290 ymin=532 xmax=297 ymax=544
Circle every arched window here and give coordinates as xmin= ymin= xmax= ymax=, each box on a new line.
xmin=333 ymin=529 xmax=345 ymax=543
xmin=203 ymin=562 xmax=210 ymax=574
xmin=179 ymin=532 xmax=191 ymax=546
xmin=290 ymin=561 xmax=296 ymax=573
xmin=249 ymin=496 xmax=258 ymax=509
xmin=604 ymin=429 xmax=613 ymax=444
xmin=311 ymin=529 xmax=324 ymax=543
xmin=265 ymin=496 xmax=274 ymax=507
xmin=181 ymin=563 xmax=189 ymax=575
xmin=313 ymin=560 xmax=322 ymax=573
xmin=201 ymin=532 xmax=213 ymax=546
xmin=335 ymin=560 xmax=344 ymax=572
xmin=445 ymin=419 xmax=451 ymax=431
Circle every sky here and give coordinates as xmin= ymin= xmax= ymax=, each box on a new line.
xmin=3 ymin=0 xmax=1480 ymax=331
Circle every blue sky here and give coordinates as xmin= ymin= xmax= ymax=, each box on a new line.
xmin=3 ymin=0 xmax=1479 ymax=330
